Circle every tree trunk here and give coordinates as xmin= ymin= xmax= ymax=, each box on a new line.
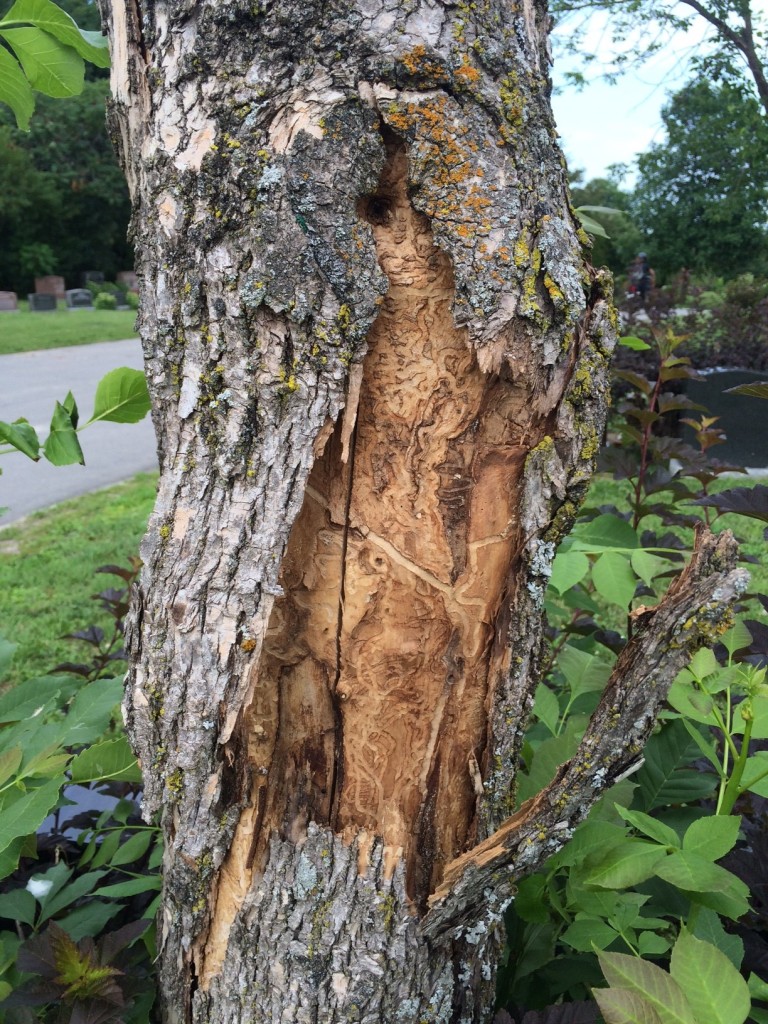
xmin=99 ymin=1 xmax=748 ymax=1021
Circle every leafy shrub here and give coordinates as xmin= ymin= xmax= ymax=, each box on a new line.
xmin=93 ymin=292 xmax=117 ymax=311
xmin=497 ymin=327 xmax=768 ymax=1022
xmin=696 ymin=289 xmax=723 ymax=310
xmin=124 ymin=291 xmax=139 ymax=311
xmin=0 ymin=563 xmax=160 ymax=1024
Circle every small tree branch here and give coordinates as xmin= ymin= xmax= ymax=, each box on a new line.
xmin=423 ymin=527 xmax=748 ymax=940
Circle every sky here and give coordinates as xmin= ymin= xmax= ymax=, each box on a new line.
xmin=549 ymin=12 xmax=711 ymax=183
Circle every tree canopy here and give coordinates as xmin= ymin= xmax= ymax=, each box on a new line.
xmin=0 ymin=78 xmax=132 ymax=292
xmin=551 ymin=0 xmax=768 ymax=118
xmin=629 ymin=79 xmax=768 ymax=279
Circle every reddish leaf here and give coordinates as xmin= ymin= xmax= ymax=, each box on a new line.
xmin=691 ymin=486 xmax=768 ymax=523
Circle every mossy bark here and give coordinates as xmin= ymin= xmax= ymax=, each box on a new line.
xmin=99 ymin=1 xmax=746 ymax=1022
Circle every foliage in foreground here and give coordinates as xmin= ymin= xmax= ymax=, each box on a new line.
xmin=498 ymin=329 xmax=768 ymax=1022
xmin=0 ymin=563 xmax=159 ymax=1023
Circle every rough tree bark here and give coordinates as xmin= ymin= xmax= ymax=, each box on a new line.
xmin=99 ymin=1 xmax=748 ymax=1022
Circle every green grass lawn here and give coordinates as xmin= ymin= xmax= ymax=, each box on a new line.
xmin=0 ymin=473 xmax=157 ymax=686
xmin=0 ymin=302 xmax=138 ymax=355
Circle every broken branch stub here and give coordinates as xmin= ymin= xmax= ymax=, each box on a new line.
xmin=424 ymin=527 xmax=748 ymax=940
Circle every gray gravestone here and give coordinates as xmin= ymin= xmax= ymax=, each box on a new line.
xmin=28 ymin=293 xmax=57 ymax=312
xmin=82 ymin=271 xmax=105 ymax=286
xmin=0 ymin=291 xmax=18 ymax=311
xmin=66 ymin=288 xmax=94 ymax=309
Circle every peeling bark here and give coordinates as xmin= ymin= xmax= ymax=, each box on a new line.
xmin=98 ymin=1 xmax=746 ymax=1021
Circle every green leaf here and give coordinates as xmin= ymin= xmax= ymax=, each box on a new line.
xmin=638 ymin=932 xmax=672 ymax=956
xmin=108 ymin=828 xmax=155 ymax=868
xmin=561 ymin=915 xmax=620 ymax=952
xmin=68 ymin=735 xmax=142 ymax=784
xmin=687 ymin=648 xmax=719 ymax=681
xmin=37 ymin=870 xmax=108 ymax=925
xmin=0 ymin=778 xmax=62 ymax=855
xmin=59 ymin=677 xmax=122 ymax=745
xmin=532 ymin=684 xmax=560 ymax=736
xmin=654 ymin=851 xmax=749 ymax=903
xmin=0 ymin=43 xmax=34 ymax=128
xmin=685 ymin=885 xmax=751 ymax=923
xmin=682 ymin=815 xmax=740 ymax=861
xmin=741 ymin=752 xmax=768 ymax=796
xmin=720 ymin=620 xmax=754 ymax=658
xmin=748 ymin=974 xmax=768 ymax=1002
xmin=87 ymin=367 xmax=150 ymax=424
xmin=92 ymin=875 xmax=162 ymax=898
xmin=549 ymin=550 xmax=590 ymax=595
xmin=43 ymin=400 xmax=84 ymax=466
xmin=0 ymin=418 xmax=40 ymax=459
xmin=2 ymin=0 xmax=110 ymax=67
xmin=0 ymin=836 xmax=29 ymax=881
xmin=616 ymin=807 xmax=680 ymax=849
xmin=57 ymin=900 xmax=122 ymax=942
xmin=0 ymin=673 xmax=77 ymax=724
xmin=669 ymin=932 xmax=750 ymax=1024
xmin=598 ymin=952 xmax=695 ymax=1024
xmin=666 ymin=678 xmax=715 ymax=725
xmin=549 ymin=820 xmax=626 ymax=870
xmin=558 ymin=643 xmax=613 ymax=699
xmin=693 ymin=909 xmax=744 ymax=967
xmin=91 ymin=828 xmax=123 ymax=869
xmin=592 ymin=551 xmax=637 ymax=608
xmin=513 ymin=874 xmax=550 ymax=923
xmin=577 ymin=211 xmax=610 ymax=238
xmin=584 ymin=840 xmax=667 ymax=889
xmin=0 ymin=746 xmax=23 ymax=788
xmin=747 ymin=695 xmax=768 ymax=739
xmin=62 ymin=389 xmax=78 ymax=428
xmin=630 ymin=550 xmax=667 ymax=587
xmin=619 ymin=336 xmax=653 ymax=352
xmin=571 ymin=514 xmax=640 ymax=553
xmin=0 ymin=25 xmax=83 ymax=97
xmin=0 ymin=888 xmax=36 ymax=926
xmin=594 ymin=987 xmax=664 ymax=1024
xmin=516 ymin=717 xmax=585 ymax=805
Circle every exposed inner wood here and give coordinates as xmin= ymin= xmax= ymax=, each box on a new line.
xmin=201 ymin=137 xmax=537 ymax=983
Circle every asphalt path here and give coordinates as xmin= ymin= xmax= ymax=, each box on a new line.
xmin=0 ymin=339 xmax=158 ymax=526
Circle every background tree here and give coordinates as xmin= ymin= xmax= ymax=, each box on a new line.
xmin=0 ymin=79 xmax=131 ymax=291
xmin=630 ymin=79 xmax=768 ymax=280
xmin=550 ymin=0 xmax=768 ymax=119
xmin=570 ymin=172 xmax=643 ymax=277
xmin=96 ymin=0 xmax=746 ymax=1021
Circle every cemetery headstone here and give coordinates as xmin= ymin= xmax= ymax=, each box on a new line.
xmin=28 ymin=293 xmax=57 ymax=312
xmin=34 ymin=275 xmax=66 ymax=300
xmin=66 ymin=288 xmax=94 ymax=309
xmin=117 ymin=270 xmax=138 ymax=291
xmin=82 ymin=271 xmax=105 ymax=286
xmin=0 ymin=291 xmax=18 ymax=311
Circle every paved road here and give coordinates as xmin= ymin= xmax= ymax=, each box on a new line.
xmin=0 ymin=339 xmax=158 ymax=526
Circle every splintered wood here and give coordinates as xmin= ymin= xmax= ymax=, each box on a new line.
xmin=203 ymin=139 xmax=537 ymax=979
